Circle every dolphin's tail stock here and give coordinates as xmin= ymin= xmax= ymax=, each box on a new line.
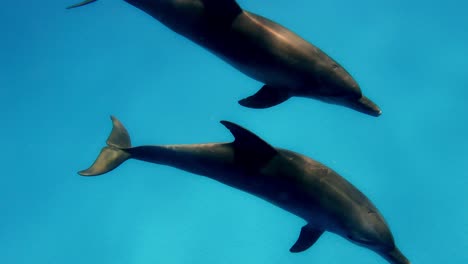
xmin=79 ymin=116 xmax=132 ymax=176
xmin=66 ymin=0 xmax=98 ymax=9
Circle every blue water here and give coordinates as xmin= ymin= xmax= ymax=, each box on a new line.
xmin=1 ymin=1 xmax=466 ymax=263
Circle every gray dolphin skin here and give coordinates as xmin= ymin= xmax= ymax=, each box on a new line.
xmin=81 ymin=116 xmax=409 ymax=264
xmin=67 ymin=0 xmax=382 ymax=116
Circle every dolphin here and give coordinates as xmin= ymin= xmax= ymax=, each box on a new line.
xmin=67 ymin=0 xmax=382 ymax=116
xmin=80 ymin=116 xmax=409 ymax=263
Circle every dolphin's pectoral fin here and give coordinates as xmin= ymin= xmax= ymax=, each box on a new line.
xmin=220 ymin=121 xmax=277 ymax=165
xmin=289 ymin=224 xmax=324 ymax=253
xmin=239 ymin=85 xmax=291 ymax=109
xmin=66 ymin=0 xmax=97 ymax=9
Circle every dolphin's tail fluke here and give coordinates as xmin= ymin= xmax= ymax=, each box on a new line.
xmin=79 ymin=116 xmax=132 ymax=176
xmin=66 ymin=0 xmax=98 ymax=9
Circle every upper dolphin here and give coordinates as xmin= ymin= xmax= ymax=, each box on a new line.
xmin=80 ymin=116 xmax=409 ymax=263
xmin=68 ymin=0 xmax=382 ymax=116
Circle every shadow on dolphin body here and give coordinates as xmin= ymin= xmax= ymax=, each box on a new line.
xmin=67 ymin=0 xmax=382 ymax=117
xmin=80 ymin=116 xmax=409 ymax=264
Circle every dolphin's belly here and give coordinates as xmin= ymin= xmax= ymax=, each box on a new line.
xmin=214 ymin=11 xmax=352 ymax=96
xmin=127 ymin=0 xmax=361 ymax=98
xmin=139 ymin=1 xmax=354 ymax=96
xmin=258 ymin=150 xmax=380 ymax=231
xmin=158 ymin=9 xmax=330 ymax=93
xmin=143 ymin=143 xmax=376 ymax=234
xmin=221 ymin=12 xmax=324 ymax=90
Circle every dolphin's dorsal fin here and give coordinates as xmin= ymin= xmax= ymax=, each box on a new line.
xmin=290 ymin=224 xmax=324 ymax=253
xmin=220 ymin=121 xmax=277 ymax=165
xmin=203 ymin=0 xmax=242 ymax=22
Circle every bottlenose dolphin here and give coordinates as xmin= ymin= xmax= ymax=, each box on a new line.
xmin=67 ymin=0 xmax=382 ymax=116
xmin=80 ymin=116 xmax=409 ymax=263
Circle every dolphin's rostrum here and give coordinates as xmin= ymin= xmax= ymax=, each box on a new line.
xmin=67 ymin=0 xmax=382 ymax=116
xmin=80 ymin=116 xmax=409 ymax=264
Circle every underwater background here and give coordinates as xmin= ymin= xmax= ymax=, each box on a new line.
xmin=1 ymin=0 xmax=467 ymax=263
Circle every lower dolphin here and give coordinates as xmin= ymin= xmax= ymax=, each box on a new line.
xmin=67 ymin=0 xmax=381 ymax=116
xmin=80 ymin=116 xmax=409 ymax=264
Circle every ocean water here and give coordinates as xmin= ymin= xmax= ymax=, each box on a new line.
xmin=1 ymin=1 xmax=467 ymax=263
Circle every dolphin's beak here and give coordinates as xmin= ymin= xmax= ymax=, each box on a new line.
xmin=348 ymin=95 xmax=382 ymax=117
xmin=66 ymin=0 xmax=98 ymax=9
xmin=380 ymin=246 xmax=410 ymax=264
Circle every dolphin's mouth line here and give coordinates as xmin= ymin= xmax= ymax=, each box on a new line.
xmin=347 ymin=235 xmax=374 ymax=246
